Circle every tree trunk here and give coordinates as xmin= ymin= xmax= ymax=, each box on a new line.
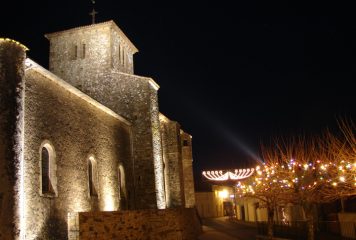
xmin=267 ymin=206 xmax=274 ymax=240
xmin=340 ymin=198 xmax=345 ymax=212
xmin=306 ymin=214 xmax=315 ymax=240
xmin=303 ymin=203 xmax=315 ymax=240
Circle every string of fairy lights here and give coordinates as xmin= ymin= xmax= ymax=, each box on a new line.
xmin=202 ymin=159 xmax=355 ymax=202
xmin=234 ymin=159 xmax=356 ymax=200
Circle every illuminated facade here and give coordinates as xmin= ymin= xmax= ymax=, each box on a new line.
xmin=0 ymin=20 xmax=195 ymax=240
xmin=195 ymin=185 xmax=235 ymax=218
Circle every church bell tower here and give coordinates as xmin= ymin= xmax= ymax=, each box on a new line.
xmin=45 ymin=20 xmax=138 ymax=89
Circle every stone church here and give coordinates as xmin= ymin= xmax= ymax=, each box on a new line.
xmin=0 ymin=20 xmax=197 ymax=239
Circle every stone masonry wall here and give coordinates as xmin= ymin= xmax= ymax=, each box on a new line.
xmin=79 ymin=208 xmax=202 ymax=240
xmin=47 ymin=21 xmax=134 ymax=90
xmin=23 ymin=68 xmax=132 ymax=239
xmin=48 ymin=25 xmax=112 ymax=88
xmin=111 ymin=27 xmax=134 ymax=74
xmin=80 ymin=71 xmax=162 ymax=209
xmin=149 ymin=86 xmax=165 ymax=209
xmin=160 ymin=115 xmax=185 ymax=207
xmin=0 ymin=39 xmax=27 ymax=240
xmin=181 ymin=132 xmax=196 ymax=208
xmin=46 ymin=22 xmax=164 ymax=209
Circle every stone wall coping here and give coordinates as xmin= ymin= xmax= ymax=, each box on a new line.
xmin=44 ymin=20 xmax=138 ymax=54
xmin=180 ymin=129 xmax=192 ymax=138
xmin=110 ymin=70 xmax=160 ymax=91
xmin=159 ymin=113 xmax=179 ymax=125
xmin=159 ymin=113 xmax=192 ymax=139
xmin=24 ymin=58 xmax=132 ymax=126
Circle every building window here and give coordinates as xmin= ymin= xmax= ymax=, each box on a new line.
xmin=183 ymin=140 xmax=189 ymax=146
xmin=119 ymin=45 xmax=123 ymax=64
xmin=118 ymin=43 xmax=121 ymax=64
xmin=123 ymin=49 xmax=126 ymax=66
xmin=41 ymin=147 xmax=50 ymax=193
xmin=40 ymin=142 xmax=57 ymax=197
xmin=71 ymin=44 xmax=78 ymax=60
xmin=88 ymin=157 xmax=98 ymax=197
xmin=118 ymin=164 xmax=126 ymax=197
xmin=82 ymin=43 xmax=86 ymax=58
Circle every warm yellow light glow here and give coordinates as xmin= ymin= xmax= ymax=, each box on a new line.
xmin=218 ymin=190 xmax=228 ymax=199
xmin=150 ymin=89 xmax=166 ymax=209
xmin=339 ymin=176 xmax=345 ymax=182
xmin=103 ymin=188 xmax=116 ymax=211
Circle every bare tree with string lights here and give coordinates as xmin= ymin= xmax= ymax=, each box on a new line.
xmin=235 ymin=147 xmax=293 ymax=240
xmin=230 ymin=120 xmax=356 ymax=240
xmin=261 ymin=125 xmax=355 ymax=240
xmin=317 ymin=120 xmax=356 ymax=209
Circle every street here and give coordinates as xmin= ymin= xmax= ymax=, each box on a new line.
xmin=198 ymin=217 xmax=258 ymax=240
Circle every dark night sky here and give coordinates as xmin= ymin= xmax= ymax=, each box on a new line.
xmin=1 ymin=1 xmax=355 ymax=189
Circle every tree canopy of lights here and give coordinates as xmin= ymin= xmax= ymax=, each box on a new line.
xmin=236 ymin=119 xmax=355 ymax=240
xmin=236 ymin=162 xmax=292 ymax=239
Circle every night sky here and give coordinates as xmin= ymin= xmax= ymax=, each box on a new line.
xmin=2 ymin=1 xmax=355 ymax=190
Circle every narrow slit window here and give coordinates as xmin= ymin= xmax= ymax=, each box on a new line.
xmin=118 ymin=44 xmax=121 ymax=64
xmin=41 ymin=145 xmax=55 ymax=195
xmin=82 ymin=43 xmax=86 ymax=58
xmin=88 ymin=158 xmax=98 ymax=197
xmin=71 ymin=45 xmax=78 ymax=60
xmin=123 ymin=51 xmax=126 ymax=67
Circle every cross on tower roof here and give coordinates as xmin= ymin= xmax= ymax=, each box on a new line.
xmin=89 ymin=0 xmax=98 ymax=24
xmin=89 ymin=8 xmax=98 ymax=24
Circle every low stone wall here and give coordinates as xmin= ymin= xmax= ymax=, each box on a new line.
xmin=78 ymin=208 xmax=202 ymax=240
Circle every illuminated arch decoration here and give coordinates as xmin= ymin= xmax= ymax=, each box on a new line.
xmin=202 ymin=168 xmax=255 ymax=181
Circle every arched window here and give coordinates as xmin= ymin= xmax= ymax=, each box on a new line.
xmin=88 ymin=157 xmax=98 ymax=197
xmin=40 ymin=142 xmax=57 ymax=196
xmin=118 ymin=165 xmax=126 ymax=195
xmin=41 ymin=147 xmax=50 ymax=193
xmin=118 ymin=164 xmax=127 ymax=208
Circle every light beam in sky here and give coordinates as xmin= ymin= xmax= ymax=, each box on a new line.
xmin=181 ymin=98 xmax=264 ymax=164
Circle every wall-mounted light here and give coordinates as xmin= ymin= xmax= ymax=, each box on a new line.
xmin=218 ymin=190 xmax=228 ymax=199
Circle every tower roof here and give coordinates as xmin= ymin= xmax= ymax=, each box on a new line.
xmin=45 ymin=20 xmax=138 ymax=54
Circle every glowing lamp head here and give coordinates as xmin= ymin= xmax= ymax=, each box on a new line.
xmin=218 ymin=190 xmax=228 ymax=199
